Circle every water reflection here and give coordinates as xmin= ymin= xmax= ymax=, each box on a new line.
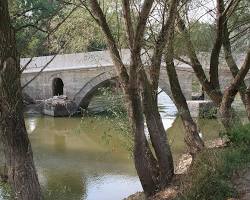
xmin=168 ymin=117 xmax=223 ymax=157
xmin=30 ymin=118 xmax=221 ymax=199
xmin=158 ymin=90 xmax=177 ymax=130
xmin=26 ymin=117 xmax=142 ymax=200
xmin=85 ymin=175 xmax=141 ymax=200
xmin=26 ymin=117 xmax=38 ymax=134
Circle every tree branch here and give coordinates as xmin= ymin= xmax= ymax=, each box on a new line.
xmin=89 ymin=0 xmax=129 ymax=89
xmin=221 ymin=49 xmax=250 ymax=107
xmin=20 ymin=57 xmax=33 ymax=73
xmin=177 ymin=15 xmax=222 ymax=105
xmin=150 ymin=0 xmax=179 ymax=93
xmin=122 ymin=0 xmax=135 ymax=49
xmin=209 ymin=0 xmax=224 ymax=91
xmin=22 ymin=54 xmax=57 ymax=89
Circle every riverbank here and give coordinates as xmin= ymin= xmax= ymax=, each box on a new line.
xmin=125 ymin=124 xmax=250 ymax=200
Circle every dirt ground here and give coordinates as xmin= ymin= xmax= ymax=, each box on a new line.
xmin=232 ymin=167 xmax=250 ymax=200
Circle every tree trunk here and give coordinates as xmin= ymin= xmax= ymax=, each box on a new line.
xmin=219 ymin=103 xmax=239 ymax=132
xmin=177 ymin=13 xmax=250 ymax=132
xmin=0 ymin=1 xmax=42 ymax=199
xmin=176 ymin=16 xmax=223 ymax=106
xmin=127 ymin=86 xmax=160 ymax=196
xmin=246 ymin=87 xmax=250 ymax=121
xmin=165 ymin=37 xmax=204 ymax=155
xmin=219 ymin=88 xmax=240 ymax=131
xmin=140 ymin=72 xmax=174 ymax=189
xmin=223 ymin=20 xmax=250 ymax=119
xmin=219 ymin=50 xmax=250 ymax=131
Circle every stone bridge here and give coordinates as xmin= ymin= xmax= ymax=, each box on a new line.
xmin=21 ymin=50 xmax=250 ymax=111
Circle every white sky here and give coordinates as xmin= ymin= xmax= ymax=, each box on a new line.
xmin=187 ymin=0 xmax=217 ymax=23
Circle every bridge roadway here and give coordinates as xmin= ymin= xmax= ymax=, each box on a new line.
xmin=21 ymin=49 xmax=250 ymax=110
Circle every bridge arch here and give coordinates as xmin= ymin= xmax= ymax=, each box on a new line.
xmin=52 ymin=77 xmax=64 ymax=96
xmin=158 ymin=75 xmax=174 ymax=101
xmin=73 ymin=71 xmax=117 ymax=109
xmin=73 ymin=71 xmax=177 ymax=111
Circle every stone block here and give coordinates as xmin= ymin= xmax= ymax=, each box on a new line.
xmin=42 ymin=96 xmax=77 ymax=117
xmin=187 ymin=100 xmax=217 ymax=118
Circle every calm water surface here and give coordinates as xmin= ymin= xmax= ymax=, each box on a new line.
xmin=0 ymin=93 xmax=223 ymax=200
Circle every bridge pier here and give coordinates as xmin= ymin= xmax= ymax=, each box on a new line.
xmin=42 ymin=96 xmax=77 ymax=117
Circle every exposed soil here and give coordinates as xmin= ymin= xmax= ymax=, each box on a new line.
xmin=123 ymin=176 xmax=181 ymax=200
xmin=232 ymin=167 xmax=250 ymax=200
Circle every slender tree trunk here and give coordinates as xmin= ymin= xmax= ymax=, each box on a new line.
xmin=246 ymin=87 xmax=250 ymax=121
xmin=219 ymin=87 xmax=241 ymax=131
xmin=177 ymin=13 xmax=250 ymax=132
xmin=176 ymin=16 xmax=223 ymax=106
xmin=222 ymin=20 xmax=250 ymax=119
xmin=127 ymin=86 xmax=160 ymax=196
xmin=165 ymin=36 xmax=204 ymax=155
xmin=219 ymin=102 xmax=239 ymax=131
xmin=0 ymin=1 xmax=42 ymax=199
xmin=219 ymin=50 xmax=250 ymax=130
xmin=140 ymin=72 xmax=174 ymax=189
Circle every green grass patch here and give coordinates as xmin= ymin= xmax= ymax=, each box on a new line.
xmin=176 ymin=123 xmax=250 ymax=200
xmin=228 ymin=123 xmax=250 ymax=146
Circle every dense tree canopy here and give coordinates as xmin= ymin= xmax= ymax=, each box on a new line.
xmin=9 ymin=0 xmax=129 ymax=57
xmin=8 ymin=0 xmax=249 ymax=58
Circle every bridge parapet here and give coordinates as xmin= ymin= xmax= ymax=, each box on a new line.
xmin=20 ymin=50 xmax=250 ymax=112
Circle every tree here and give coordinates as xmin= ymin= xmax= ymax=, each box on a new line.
xmin=9 ymin=0 xmax=128 ymax=57
xmin=176 ymin=0 xmax=250 ymax=131
xmin=174 ymin=21 xmax=216 ymax=55
xmin=165 ymin=22 xmax=204 ymax=156
xmin=87 ymin=0 xmax=205 ymax=196
xmin=88 ymin=0 xmax=176 ymax=196
xmin=221 ymin=0 xmax=250 ymax=120
xmin=9 ymin=0 xmax=62 ymax=57
xmin=0 ymin=0 xmax=42 ymax=199
xmin=49 ymin=2 xmax=127 ymax=54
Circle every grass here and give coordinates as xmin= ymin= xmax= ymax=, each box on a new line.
xmin=176 ymin=123 xmax=250 ymax=200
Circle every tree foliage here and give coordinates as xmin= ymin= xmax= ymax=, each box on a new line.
xmin=9 ymin=0 xmax=128 ymax=57
xmin=174 ymin=21 xmax=216 ymax=55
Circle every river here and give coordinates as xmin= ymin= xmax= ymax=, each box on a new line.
xmin=0 ymin=93 xmax=224 ymax=200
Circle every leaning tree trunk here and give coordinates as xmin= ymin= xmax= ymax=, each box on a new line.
xmin=140 ymin=71 xmax=174 ymax=190
xmin=246 ymin=87 xmax=250 ymax=121
xmin=219 ymin=88 xmax=241 ymax=131
xmin=126 ymin=86 xmax=160 ymax=196
xmin=219 ymin=103 xmax=239 ymax=132
xmin=219 ymin=50 xmax=250 ymax=131
xmin=0 ymin=1 xmax=42 ymax=199
xmin=222 ymin=20 xmax=250 ymax=120
xmin=165 ymin=36 xmax=204 ymax=155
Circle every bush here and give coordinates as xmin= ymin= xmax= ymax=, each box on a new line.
xmin=177 ymin=149 xmax=236 ymax=200
xmin=177 ymin=124 xmax=250 ymax=200
xmin=228 ymin=123 xmax=250 ymax=146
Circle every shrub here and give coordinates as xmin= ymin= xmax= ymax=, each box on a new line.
xmin=177 ymin=124 xmax=250 ymax=200
xmin=228 ymin=123 xmax=250 ymax=146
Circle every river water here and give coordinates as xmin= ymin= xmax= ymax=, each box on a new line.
xmin=0 ymin=93 xmax=224 ymax=200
